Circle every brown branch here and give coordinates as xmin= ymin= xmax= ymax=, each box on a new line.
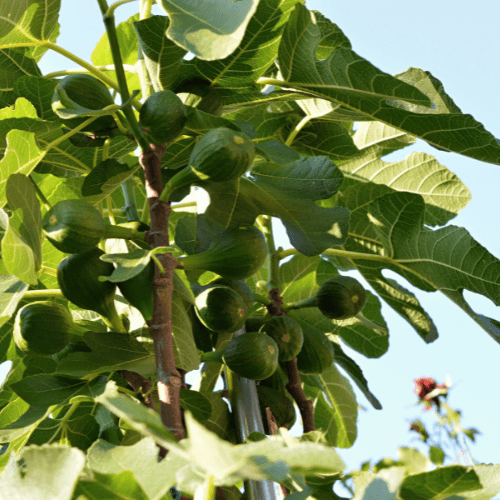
xmin=266 ymin=287 xmax=286 ymax=316
xmin=118 ymin=370 xmax=156 ymax=412
xmin=264 ymin=408 xmax=291 ymax=497
xmin=283 ymin=358 xmax=315 ymax=433
xmin=265 ymin=407 xmax=279 ymax=436
xmin=140 ymin=145 xmax=185 ymax=443
xmin=215 ymin=488 xmax=228 ymax=500
xmin=267 ymin=287 xmax=316 ymax=435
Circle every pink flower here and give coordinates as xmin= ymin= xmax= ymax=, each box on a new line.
xmin=414 ymin=377 xmax=448 ymax=411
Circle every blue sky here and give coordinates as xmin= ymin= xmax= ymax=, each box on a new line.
xmin=2 ymin=0 xmax=499 ymax=478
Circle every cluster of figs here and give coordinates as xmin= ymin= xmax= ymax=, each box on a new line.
xmin=15 ymin=73 xmax=367 ymax=430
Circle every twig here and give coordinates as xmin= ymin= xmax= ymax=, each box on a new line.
xmin=283 ymin=358 xmax=315 ymax=433
xmin=118 ymin=370 xmax=156 ymax=411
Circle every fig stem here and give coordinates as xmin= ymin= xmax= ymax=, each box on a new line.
xmin=106 ymin=196 xmax=116 ymax=224
xmin=101 ymin=306 xmax=127 ymax=333
xmin=282 ymin=295 xmax=318 ymax=311
xmin=106 ymin=0 xmax=136 ymax=18
xmin=159 ymin=168 xmax=200 ymax=203
xmin=285 ymin=115 xmax=312 ymax=147
xmin=260 ymin=216 xmax=279 ymax=290
xmin=278 ymin=247 xmax=396 ymax=265
xmin=44 ymin=116 xmax=103 ymax=166
xmin=120 ymin=178 xmax=142 ymax=222
xmin=194 ymin=331 xmax=234 ymax=393
xmin=253 ymin=293 xmax=272 ymax=306
xmin=103 ymin=223 xmax=138 ymax=240
xmin=44 ymin=65 xmax=137 ymax=80
xmin=200 ymin=350 xmax=225 ymax=364
xmin=23 ymin=289 xmax=65 ymax=300
xmin=43 ymin=42 xmax=142 ymax=110
xmin=140 ymin=0 xmax=153 ymax=19
xmin=29 ymin=175 xmax=51 ymax=210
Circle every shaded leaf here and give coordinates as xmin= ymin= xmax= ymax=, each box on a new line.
xmin=224 ymin=104 xmax=291 ymax=142
xmin=180 ymin=389 xmax=212 ymax=422
xmin=175 ymin=213 xmax=198 ymax=255
xmin=302 ymin=364 xmax=358 ymax=449
xmin=27 ymin=414 xmax=99 ymax=451
xmin=328 ymin=291 xmax=389 ymax=359
xmin=292 ymin=120 xmax=360 ymax=162
xmin=94 ymin=381 xmax=181 ymax=451
xmin=133 ymin=15 xmax=187 ymax=92
xmin=313 ymin=10 xmax=352 ymax=59
xmin=9 ymin=374 xmax=107 ymax=407
xmin=399 ymin=465 xmax=482 ymax=500
xmin=56 ymin=332 xmax=156 ymax=378
xmin=173 ymin=0 xmax=302 ymax=90
xmin=339 ymin=183 xmax=440 ymax=342
xmin=332 ymin=341 xmax=382 ymax=410
xmin=255 ymin=140 xmax=301 ymax=164
xmin=184 ymin=106 xmax=240 ymax=134
xmin=75 ymin=471 xmax=149 ymax=500
xmin=201 ymin=391 xmax=235 ymax=443
xmin=13 ymin=76 xmax=57 ymax=120
xmin=0 ymin=49 xmax=41 ymax=96
xmin=81 ymin=158 xmax=140 ymax=204
xmin=340 ymin=150 xmax=471 ymax=227
xmin=278 ymin=4 xmax=500 ymax=165
xmin=172 ymin=283 xmax=199 ymax=371
xmin=203 ymin=156 xmax=349 ymax=256
xmin=367 ymin=191 xmax=500 ymax=339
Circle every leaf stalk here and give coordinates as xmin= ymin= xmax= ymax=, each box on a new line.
xmin=97 ymin=0 xmax=150 ymax=152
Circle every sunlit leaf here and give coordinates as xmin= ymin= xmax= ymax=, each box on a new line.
xmin=0 ymin=128 xmax=45 ymax=207
xmin=87 ymin=438 xmax=179 ymax=499
xmin=0 ymin=445 xmax=85 ymax=500
xmin=158 ymin=0 xmax=259 ymax=61
xmin=0 ymin=0 xmax=61 ymax=60
xmin=0 ymin=274 xmax=28 ymax=328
